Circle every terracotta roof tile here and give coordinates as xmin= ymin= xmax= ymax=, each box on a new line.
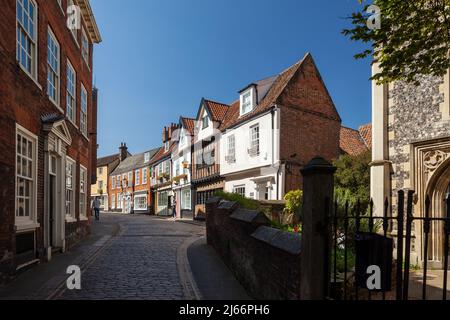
xmin=358 ymin=123 xmax=372 ymax=149
xmin=204 ymin=100 xmax=230 ymax=122
xmin=340 ymin=126 xmax=369 ymax=156
xmin=149 ymin=143 xmax=176 ymax=165
xmin=181 ymin=117 xmax=196 ymax=135
xmin=220 ymin=54 xmax=307 ymax=130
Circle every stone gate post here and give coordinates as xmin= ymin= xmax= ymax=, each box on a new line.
xmin=300 ymin=157 xmax=336 ymax=300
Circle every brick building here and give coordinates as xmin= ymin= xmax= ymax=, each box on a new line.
xmin=109 ymin=144 xmax=159 ymax=214
xmin=91 ymin=147 xmax=130 ymax=211
xmin=0 ymin=0 xmax=101 ymax=282
xmin=218 ymin=53 xmax=342 ymax=200
xmin=150 ymin=125 xmax=177 ymax=216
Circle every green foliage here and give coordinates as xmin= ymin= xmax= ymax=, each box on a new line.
xmin=214 ymin=190 xmax=261 ymax=210
xmin=333 ymin=151 xmax=371 ymax=213
xmin=283 ymin=190 xmax=303 ymax=216
xmin=343 ymin=0 xmax=450 ymax=84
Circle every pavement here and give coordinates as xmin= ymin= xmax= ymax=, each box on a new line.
xmin=0 ymin=213 xmax=250 ymax=300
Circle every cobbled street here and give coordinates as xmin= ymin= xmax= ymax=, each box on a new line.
xmin=58 ymin=214 xmax=204 ymax=300
xmin=57 ymin=214 xmax=204 ymax=300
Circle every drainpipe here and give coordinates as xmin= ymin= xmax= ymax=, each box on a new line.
xmin=271 ymin=105 xmax=281 ymax=200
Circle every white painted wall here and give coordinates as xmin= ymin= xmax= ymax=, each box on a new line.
xmin=220 ymin=111 xmax=279 ymax=176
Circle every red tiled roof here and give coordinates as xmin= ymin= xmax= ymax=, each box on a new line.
xmin=204 ymin=100 xmax=230 ymax=122
xmin=149 ymin=143 xmax=176 ymax=165
xmin=220 ymin=54 xmax=308 ymax=130
xmin=340 ymin=126 xmax=369 ymax=156
xmin=358 ymin=123 xmax=372 ymax=149
xmin=181 ymin=117 xmax=196 ymax=135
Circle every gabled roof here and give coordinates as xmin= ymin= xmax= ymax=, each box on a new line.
xmin=110 ymin=148 xmax=159 ymax=175
xmin=97 ymin=154 xmax=120 ymax=167
xmin=196 ymin=98 xmax=230 ymax=123
xmin=339 ymin=126 xmax=369 ymax=156
xmin=219 ymin=53 xmax=311 ymax=130
xmin=180 ymin=117 xmax=196 ymax=135
xmin=358 ymin=123 xmax=372 ymax=149
xmin=149 ymin=143 xmax=176 ymax=165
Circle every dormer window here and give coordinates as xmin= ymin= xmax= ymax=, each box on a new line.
xmin=144 ymin=152 xmax=150 ymax=163
xmin=240 ymin=87 xmax=255 ymax=116
xmin=202 ymin=114 xmax=209 ymax=129
xmin=164 ymin=141 xmax=170 ymax=151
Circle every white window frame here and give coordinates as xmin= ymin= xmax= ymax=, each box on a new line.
xmin=16 ymin=0 xmax=39 ymax=83
xmin=233 ymin=185 xmax=246 ymax=198
xmin=81 ymin=27 xmax=90 ymax=67
xmin=128 ymin=172 xmax=133 ymax=187
xmin=117 ymin=193 xmax=122 ymax=209
xmin=202 ymin=115 xmax=209 ymax=130
xmin=227 ymin=134 xmax=236 ymax=162
xmin=67 ymin=0 xmax=79 ymax=45
xmin=134 ymin=194 xmax=148 ymax=211
xmin=66 ymin=60 xmax=77 ymax=125
xmin=80 ymin=84 xmax=88 ymax=137
xmin=249 ymin=124 xmax=260 ymax=156
xmin=182 ymin=189 xmax=191 ymax=210
xmin=240 ymin=88 xmax=255 ymax=116
xmin=144 ymin=152 xmax=150 ymax=163
xmin=135 ymin=169 xmax=140 ymax=185
xmin=65 ymin=157 xmax=76 ymax=220
xmin=15 ymin=124 xmax=39 ymax=230
xmin=142 ymin=168 xmax=148 ymax=185
xmin=111 ymin=194 xmax=116 ymax=209
xmin=79 ymin=165 xmax=87 ymax=220
xmin=47 ymin=27 xmax=61 ymax=109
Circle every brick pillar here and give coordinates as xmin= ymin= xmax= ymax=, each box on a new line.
xmin=300 ymin=157 xmax=336 ymax=300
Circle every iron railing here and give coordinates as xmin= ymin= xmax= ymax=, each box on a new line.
xmin=328 ymin=190 xmax=450 ymax=300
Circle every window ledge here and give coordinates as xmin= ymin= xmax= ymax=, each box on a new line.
xmin=65 ymin=216 xmax=77 ymax=223
xmin=79 ymin=216 xmax=88 ymax=222
xmin=16 ymin=222 xmax=40 ymax=232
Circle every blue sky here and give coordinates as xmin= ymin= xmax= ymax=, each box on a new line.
xmin=91 ymin=0 xmax=372 ymax=157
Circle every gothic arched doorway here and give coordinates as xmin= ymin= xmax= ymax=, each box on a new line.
xmin=426 ymin=159 xmax=450 ymax=269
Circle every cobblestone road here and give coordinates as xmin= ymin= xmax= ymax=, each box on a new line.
xmin=58 ymin=214 xmax=204 ymax=300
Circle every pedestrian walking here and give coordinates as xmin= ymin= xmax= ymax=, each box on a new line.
xmin=92 ymin=197 xmax=101 ymax=221
xmin=172 ymin=199 xmax=177 ymax=220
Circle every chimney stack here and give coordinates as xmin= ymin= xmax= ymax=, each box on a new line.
xmin=119 ymin=142 xmax=128 ymax=162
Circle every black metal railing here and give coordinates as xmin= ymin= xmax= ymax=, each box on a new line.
xmin=328 ymin=190 xmax=450 ymax=300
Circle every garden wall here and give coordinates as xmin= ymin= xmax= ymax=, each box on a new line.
xmin=206 ymin=197 xmax=302 ymax=300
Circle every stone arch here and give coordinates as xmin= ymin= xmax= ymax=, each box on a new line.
xmin=425 ymin=158 xmax=450 ymax=267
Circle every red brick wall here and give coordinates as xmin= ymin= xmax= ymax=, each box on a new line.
xmin=278 ymin=55 xmax=341 ymax=192
xmin=0 ymin=0 xmax=97 ymax=280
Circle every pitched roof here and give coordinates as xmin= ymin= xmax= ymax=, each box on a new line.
xmin=203 ymin=99 xmax=230 ymax=122
xmin=149 ymin=143 xmax=176 ymax=165
xmin=358 ymin=123 xmax=372 ymax=149
xmin=220 ymin=54 xmax=309 ymax=130
xmin=110 ymin=148 xmax=159 ymax=175
xmin=181 ymin=117 xmax=196 ymax=135
xmin=97 ymin=154 xmax=120 ymax=167
xmin=339 ymin=126 xmax=369 ymax=156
